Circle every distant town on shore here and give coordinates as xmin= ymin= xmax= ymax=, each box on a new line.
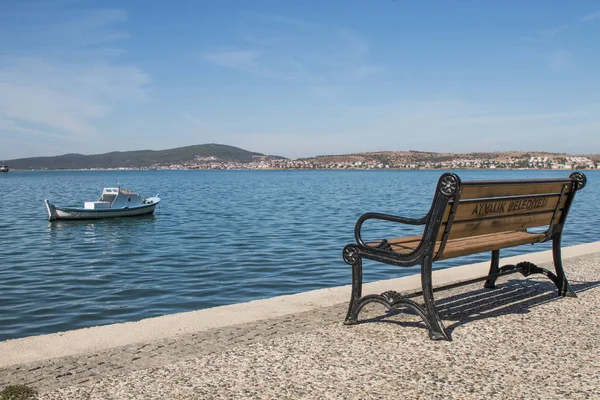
xmin=165 ymin=152 xmax=598 ymax=171
xmin=3 ymin=144 xmax=599 ymax=171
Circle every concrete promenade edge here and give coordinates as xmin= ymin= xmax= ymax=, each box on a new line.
xmin=2 ymin=240 xmax=599 ymax=371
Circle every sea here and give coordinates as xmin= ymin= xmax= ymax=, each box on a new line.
xmin=0 ymin=169 xmax=598 ymax=341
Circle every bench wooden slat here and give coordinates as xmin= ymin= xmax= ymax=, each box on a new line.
xmin=442 ymin=194 xmax=567 ymax=222
xmin=440 ymin=211 xmax=559 ymax=240
xmin=436 ymin=231 xmax=545 ymax=260
xmin=370 ymin=231 xmax=546 ymax=259
xmin=460 ymin=181 xmax=572 ymax=200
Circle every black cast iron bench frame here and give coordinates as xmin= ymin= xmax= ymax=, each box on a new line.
xmin=342 ymin=172 xmax=587 ymax=340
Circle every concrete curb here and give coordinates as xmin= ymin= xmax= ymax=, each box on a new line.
xmin=2 ymin=241 xmax=599 ymax=368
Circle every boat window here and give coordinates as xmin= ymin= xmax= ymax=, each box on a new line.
xmin=101 ymin=194 xmax=117 ymax=202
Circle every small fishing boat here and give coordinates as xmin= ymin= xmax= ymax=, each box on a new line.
xmin=45 ymin=186 xmax=160 ymax=221
xmin=0 ymin=163 xmax=8 ymax=173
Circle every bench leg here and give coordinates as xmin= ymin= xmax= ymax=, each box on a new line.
xmin=484 ymin=250 xmax=500 ymax=289
xmin=552 ymin=237 xmax=577 ymax=298
xmin=421 ymin=255 xmax=451 ymax=341
xmin=343 ymin=246 xmax=450 ymax=340
xmin=343 ymin=245 xmax=363 ymax=324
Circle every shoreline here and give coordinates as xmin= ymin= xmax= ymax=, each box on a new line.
xmin=2 ymin=241 xmax=599 ymax=368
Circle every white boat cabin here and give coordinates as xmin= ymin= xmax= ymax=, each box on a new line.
xmin=84 ymin=187 xmax=145 ymax=210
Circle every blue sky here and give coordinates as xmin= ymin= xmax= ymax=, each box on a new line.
xmin=1 ymin=0 xmax=599 ymax=159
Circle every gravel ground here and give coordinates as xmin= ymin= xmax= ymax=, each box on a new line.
xmin=3 ymin=253 xmax=599 ymax=400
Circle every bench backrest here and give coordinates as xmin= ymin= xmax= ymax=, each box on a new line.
xmin=427 ymin=172 xmax=587 ymax=248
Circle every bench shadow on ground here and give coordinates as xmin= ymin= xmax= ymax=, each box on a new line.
xmin=359 ymin=278 xmax=600 ymax=337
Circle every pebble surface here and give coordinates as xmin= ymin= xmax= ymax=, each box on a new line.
xmin=2 ymin=254 xmax=599 ymax=399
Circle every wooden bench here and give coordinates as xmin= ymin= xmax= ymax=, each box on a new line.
xmin=342 ymin=172 xmax=587 ymax=340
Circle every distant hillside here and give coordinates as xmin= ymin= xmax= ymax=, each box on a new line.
xmin=4 ymin=145 xmax=599 ymax=170
xmin=5 ymin=144 xmax=286 ymax=170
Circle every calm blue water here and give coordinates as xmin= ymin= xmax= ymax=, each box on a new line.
xmin=0 ymin=169 xmax=598 ymax=340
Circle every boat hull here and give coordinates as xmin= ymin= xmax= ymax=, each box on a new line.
xmin=45 ymin=199 xmax=159 ymax=221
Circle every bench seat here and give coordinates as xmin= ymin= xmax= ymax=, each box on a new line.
xmin=374 ymin=230 xmax=545 ymax=260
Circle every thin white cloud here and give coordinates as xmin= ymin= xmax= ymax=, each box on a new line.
xmin=0 ymin=81 xmax=104 ymax=136
xmin=520 ymin=36 xmax=538 ymax=43
xmin=58 ymin=9 xmax=129 ymax=47
xmin=204 ymin=50 xmax=312 ymax=80
xmin=184 ymin=112 xmax=210 ymax=128
xmin=245 ymin=11 xmax=312 ymax=28
xmin=580 ymin=11 xmax=600 ymax=22
xmin=547 ymin=50 xmax=572 ymax=70
xmin=524 ymin=10 xmax=600 ymax=43
xmin=330 ymin=28 xmax=370 ymax=60
xmin=344 ymin=65 xmax=387 ymax=80
xmin=0 ymin=118 xmax=60 ymax=138
xmin=308 ymin=85 xmax=343 ymax=99
xmin=0 ymin=6 xmax=150 ymax=155
xmin=451 ymin=111 xmax=584 ymax=125
xmin=0 ymin=57 xmax=149 ymax=136
xmin=522 ymin=24 xmax=569 ymax=43
xmin=204 ymin=51 xmax=260 ymax=71
xmin=537 ymin=24 xmax=569 ymax=36
xmin=204 ymin=14 xmax=385 ymax=86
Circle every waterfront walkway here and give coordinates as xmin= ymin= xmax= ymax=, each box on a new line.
xmin=1 ymin=242 xmax=599 ymax=399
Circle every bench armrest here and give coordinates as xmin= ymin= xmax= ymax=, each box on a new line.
xmin=354 ymin=212 xmax=428 ymax=247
